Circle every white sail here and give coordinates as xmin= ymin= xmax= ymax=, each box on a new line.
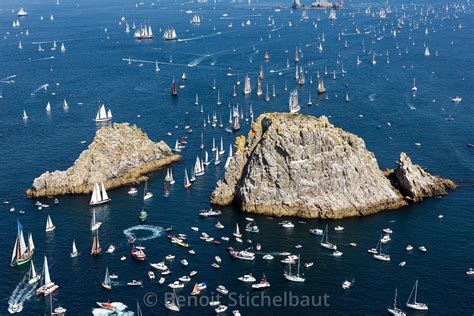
xmin=43 ymin=256 xmax=52 ymax=285
xmin=107 ymin=109 xmax=112 ymax=118
xmin=28 ymin=233 xmax=35 ymax=251
xmin=99 ymin=105 xmax=107 ymax=119
xmin=72 ymin=239 xmax=78 ymax=254
xmin=29 ymin=259 xmax=37 ymax=279
xmin=63 ymin=99 xmax=69 ymax=109
xmin=10 ymin=238 xmax=18 ymax=266
xmin=100 ymin=182 xmax=109 ymax=201
xmin=90 ymin=183 xmax=98 ymax=205
xmin=46 ymin=215 xmax=54 ymax=230
xmin=46 ymin=102 xmax=51 ymax=112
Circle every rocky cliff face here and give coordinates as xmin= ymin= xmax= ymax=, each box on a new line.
xmin=211 ymin=113 xmax=455 ymax=219
xmin=393 ymin=152 xmax=457 ymax=202
xmin=26 ymin=123 xmax=180 ymax=198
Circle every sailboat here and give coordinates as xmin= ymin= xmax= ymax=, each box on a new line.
xmin=424 ymin=46 xmax=430 ymax=56
xmin=216 ymin=90 xmax=222 ymax=105
xmin=243 ymin=75 xmax=251 ymax=94
xmin=373 ymin=235 xmax=391 ymax=261
xmin=233 ymin=223 xmax=242 ymax=238
xmin=28 ymin=259 xmax=41 ymax=284
xmin=195 ymin=156 xmax=205 ymax=176
xmin=345 ymin=90 xmax=350 ymax=103
xmin=169 ymin=168 xmax=175 ymax=184
xmin=171 ymin=78 xmax=178 ymax=96
xmin=411 ymin=77 xmax=417 ymax=94
xmin=406 ymin=280 xmax=428 ymax=310
xmin=46 ymin=102 xmax=52 ymax=112
xmin=143 ymin=179 xmax=153 ymax=200
xmin=203 ymin=151 xmax=210 ymax=166
xmin=89 ymin=182 xmax=111 ymax=206
xmin=45 ymin=215 xmax=56 ymax=232
xmin=102 ymin=267 xmax=112 ymax=290
xmin=134 ymin=23 xmax=154 ymax=40
xmin=11 ymin=220 xmax=34 ymax=266
xmin=307 ymin=92 xmax=313 ymax=106
xmin=90 ymin=210 xmax=102 ymax=231
xmin=320 ymin=224 xmax=337 ymax=250
xmin=163 ymin=27 xmax=178 ymax=40
xmin=60 ymin=42 xmax=66 ymax=53
xmin=191 ymin=283 xmax=201 ymax=296
xmin=317 ymin=78 xmax=326 ymax=94
xmin=184 ymin=168 xmax=192 ymax=189
xmin=214 ymin=150 xmax=221 ymax=165
xmin=164 ymin=289 xmax=180 ymax=311
xmin=91 ymin=231 xmax=102 ymax=256
xmin=219 ymin=138 xmax=225 ymax=155
xmin=22 ymin=110 xmax=28 ymax=120
xmin=195 ymin=94 xmax=199 ymax=105
xmin=284 ymin=255 xmax=305 ymax=282
xmin=289 ymin=89 xmax=300 ymax=114
xmin=94 ymin=104 xmax=112 ymax=122
xmin=63 ymin=99 xmax=69 ymax=110
xmin=155 ymin=61 xmax=160 ymax=72
xmin=36 ymin=256 xmax=59 ymax=296
xmin=70 ymin=239 xmax=79 ymax=258
xmin=388 ymin=288 xmax=406 ymax=315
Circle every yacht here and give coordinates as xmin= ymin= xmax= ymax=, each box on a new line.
xmin=94 ymin=104 xmax=112 ymax=122
xmin=388 ymin=288 xmax=406 ymax=315
xmin=17 ymin=8 xmax=28 ymax=16
xmin=284 ymin=255 xmax=305 ymax=282
xmin=163 ymin=27 xmax=177 ymax=40
xmin=238 ymin=274 xmax=256 ymax=283
xmin=406 ymin=280 xmax=428 ymax=310
xmin=320 ymin=224 xmax=337 ymax=250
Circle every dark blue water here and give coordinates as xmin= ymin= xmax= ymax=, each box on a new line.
xmin=0 ymin=0 xmax=473 ymax=314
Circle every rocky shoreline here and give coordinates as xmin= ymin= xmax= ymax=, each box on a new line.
xmin=211 ymin=113 xmax=456 ymax=219
xmin=26 ymin=123 xmax=180 ymax=198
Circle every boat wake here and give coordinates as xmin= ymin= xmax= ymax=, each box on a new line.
xmin=187 ymin=54 xmax=211 ymax=67
xmin=7 ymin=275 xmax=36 ymax=314
xmin=31 ymin=84 xmax=50 ymax=96
xmin=123 ymin=225 xmax=164 ymax=241
xmin=29 ymin=56 xmax=55 ymax=62
xmin=368 ymin=93 xmax=377 ymax=102
xmin=0 ymin=75 xmax=16 ymax=84
xmin=177 ymin=31 xmax=222 ymax=43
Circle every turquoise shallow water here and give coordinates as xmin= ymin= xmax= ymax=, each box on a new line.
xmin=0 ymin=0 xmax=473 ymax=314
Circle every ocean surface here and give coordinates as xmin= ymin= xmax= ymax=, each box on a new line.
xmin=0 ymin=0 xmax=473 ymax=315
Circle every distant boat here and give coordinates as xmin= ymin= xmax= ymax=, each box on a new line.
xmin=184 ymin=168 xmax=192 ymax=189
xmin=424 ymin=46 xmax=430 ymax=56
xmin=102 ymin=267 xmax=112 ymax=290
xmin=45 ymin=215 xmax=56 ymax=232
xmin=60 ymin=42 xmax=66 ymax=53
xmin=28 ymin=259 xmax=41 ymax=284
xmin=143 ymin=179 xmax=153 ymax=200
xmin=320 ymin=224 xmax=337 ymax=250
xmin=163 ymin=27 xmax=178 ymax=40
xmin=329 ymin=10 xmax=337 ymax=20
xmin=11 ymin=220 xmax=34 ymax=266
xmin=36 ymin=256 xmax=59 ymax=296
xmin=155 ymin=61 xmax=160 ymax=72
xmin=63 ymin=99 xmax=69 ymax=110
xmin=91 ymin=231 xmax=102 ymax=256
xmin=406 ymin=280 xmax=428 ymax=310
xmin=90 ymin=182 xmax=110 ymax=206
xmin=243 ymin=75 xmax=251 ymax=94
xmin=233 ymin=223 xmax=242 ymax=238
xmin=134 ymin=23 xmax=154 ymax=40
xmin=70 ymin=239 xmax=79 ymax=258
xmin=94 ymin=104 xmax=112 ymax=122
xmin=165 ymin=289 xmax=180 ymax=311
xmin=388 ymin=288 xmax=406 ymax=315
xmin=45 ymin=102 xmax=51 ymax=112
xmin=289 ymin=89 xmax=300 ymax=114
xmin=171 ymin=78 xmax=178 ymax=96
xmin=317 ymin=78 xmax=326 ymax=94
xmin=17 ymin=8 xmax=28 ymax=16
xmin=191 ymin=15 xmax=201 ymax=25
xmin=284 ymin=254 xmax=305 ymax=282
xmin=22 ymin=109 xmax=28 ymax=120
xmin=90 ymin=210 xmax=102 ymax=231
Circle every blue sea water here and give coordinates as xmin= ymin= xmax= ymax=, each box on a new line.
xmin=0 ymin=0 xmax=473 ymax=314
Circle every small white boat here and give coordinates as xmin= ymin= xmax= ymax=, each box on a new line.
xmin=128 ymin=187 xmax=138 ymax=195
xmin=148 ymin=271 xmax=155 ymax=280
xmin=418 ymin=246 xmax=427 ymax=252
xmin=304 ymin=262 xmax=314 ymax=268
xmin=106 ymin=244 xmax=115 ymax=254
xmin=215 ymin=305 xmax=228 ymax=313
xmin=406 ymin=245 xmax=413 ymax=251
xmin=334 ymin=226 xmax=344 ymax=231
xmin=216 ymin=285 xmax=229 ymax=295
xmin=399 ymin=261 xmax=406 ymax=267
xmin=262 ymin=254 xmax=274 ymax=260
xmin=238 ymin=274 xmax=256 ymax=283
xmin=466 ymin=268 xmax=474 ymax=275
xmin=342 ymin=280 xmax=352 ymax=289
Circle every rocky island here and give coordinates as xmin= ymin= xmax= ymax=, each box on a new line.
xmin=211 ymin=113 xmax=456 ymax=219
xmin=26 ymin=123 xmax=180 ymax=198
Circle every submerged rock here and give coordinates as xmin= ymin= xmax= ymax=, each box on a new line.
xmin=26 ymin=123 xmax=180 ymax=198
xmin=211 ymin=113 xmax=455 ymax=219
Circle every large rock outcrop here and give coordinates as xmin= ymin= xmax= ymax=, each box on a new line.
xmin=26 ymin=123 xmax=180 ymax=198
xmin=393 ymin=152 xmax=457 ymax=202
xmin=211 ymin=113 xmax=455 ymax=219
